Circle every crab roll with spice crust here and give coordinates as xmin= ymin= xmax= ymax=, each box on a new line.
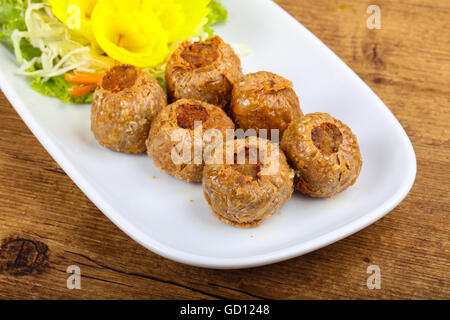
xmin=165 ymin=36 xmax=243 ymax=108
xmin=203 ymin=137 xmax=294 ymax=228
xmin=230 ymin=71 xmax=303 ymax=139
xmin=146 ymin=99 xmax=235 ymax=183
xmin=281 ymin=113 xmax=362 ymax=198
xmin=91 ymin=64 xmax=167 ymax=154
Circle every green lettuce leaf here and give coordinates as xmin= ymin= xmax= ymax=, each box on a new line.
xmin=205 ymin=0 xmax=228 ymax=37
xmin=0 ymin=1 xmax=25 ymax=47
xmin=31 ymin=75 xmax=93 ymax=104
xmin=0 ymin=0 xmax=41 ymax=62
xmin=155 ymin=76 xmax=166 ymax=92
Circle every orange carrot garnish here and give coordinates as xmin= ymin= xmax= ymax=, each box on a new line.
xmin=65 ymin=72 xmax=104 ymax=85
xmin=68 ymin=84 xmax=97 ymax=98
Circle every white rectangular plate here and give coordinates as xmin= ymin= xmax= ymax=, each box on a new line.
xmin=0 ymin=0 xmax=416 ymax=269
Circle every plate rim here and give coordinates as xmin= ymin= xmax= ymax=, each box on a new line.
xmin=0 ymin=0 xmax=417 ymax=269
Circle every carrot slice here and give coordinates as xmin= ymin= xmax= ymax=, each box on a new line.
xmin=65 ymin=72 xmax=105 ymax=85
xmin=68 ymin=84 xmax=97 ymax=97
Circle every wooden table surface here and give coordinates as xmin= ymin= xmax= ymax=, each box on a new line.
xmin=0 ymin=0 xmax=449 ymax=299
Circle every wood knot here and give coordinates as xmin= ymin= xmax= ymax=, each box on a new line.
xmin=0 ymin=237 xmax=50 ymax=276
xmin=362 ymin=42 xmax=385 ymax=68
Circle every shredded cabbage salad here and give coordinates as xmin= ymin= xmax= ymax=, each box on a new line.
xmin=0 ymin=0 xmax=228 ymax=103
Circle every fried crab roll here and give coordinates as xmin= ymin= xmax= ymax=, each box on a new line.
xmin=280 ymin=113 xmax=362 ymax=197
xmin=91 ymin=64 xmax=167 ymax=154
xmin=146 ymin=99 xmax=235 ymax=182
xmin=165 ymin=36 xmax=243 ymax=108
xmin=230 ymin=71 xmax=303 ymax=138
xmin=203 ymin=137 xmax=294 ymax=228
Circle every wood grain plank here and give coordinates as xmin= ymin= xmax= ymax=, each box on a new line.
xmin=0 ymin=0 xmax=449 ymax=299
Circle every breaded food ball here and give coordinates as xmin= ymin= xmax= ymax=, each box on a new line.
xmin=230 ymin=71 xmax=303 ymax=138
xmin=165 ymin=36 xmax=243 ymax=108
xmin=146 ymin=99 xmax=235 ymax=182
xmin=91 ymin=64 xmax=167 ymax=154
xmin=281 ymin=113 xmax=362 ymax=197
xmin=203 ymin=137 xmax=294 ymax=228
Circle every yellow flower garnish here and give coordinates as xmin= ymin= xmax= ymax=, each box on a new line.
xmin=49 ymin=0 xmax=212 ymax=68
xmin=91 ymin=0 xmax=170 ymax=67
xmin=151 ymin=0 xmax=211 ymax=43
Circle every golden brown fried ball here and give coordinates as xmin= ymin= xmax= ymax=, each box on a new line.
xmin=91 ymin=64 xmax=167 ymax=154
xmin=146 ymin=99 xmax=235 ymax=183
xmin=203 ymin=137 xmax=294 ymax=228
xmin=165 ymin=36 xmax=243 ymax=108
xmin=281 ymin=113 xmax=362 ymax=197
xmin=230 ymin=71 xmax=303 ymax=138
